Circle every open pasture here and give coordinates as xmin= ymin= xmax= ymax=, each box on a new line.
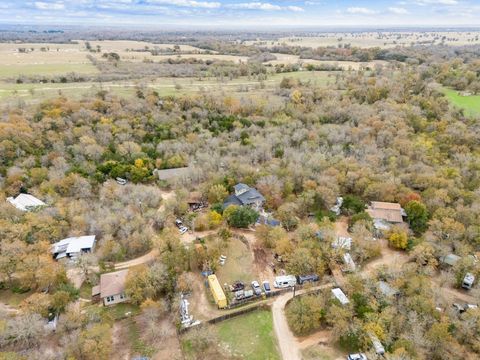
xmin=248 ymin=31 xmax=480 ymax=49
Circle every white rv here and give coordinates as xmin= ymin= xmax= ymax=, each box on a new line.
xmin=462 ymin=273 xmax=475 ymax=290
xmin=274 ymin=275 xmax=297 ymax=288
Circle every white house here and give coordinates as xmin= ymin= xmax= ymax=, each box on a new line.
xmin=7 ymin=193 xmax=46 ymax=211
xmin=52 ymin=235 xmax=96 ymax=260
xmin=92 ymin=269 xmax=129 ymax=306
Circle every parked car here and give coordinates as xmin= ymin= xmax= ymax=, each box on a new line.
xmin=235 ymin=289 xmax=254 ymax=300
xmin=262 ymin=281 xmax=271 ymax=294
xmin=116 ymin=177 xmax=127 ymax=185
xmin=347 ymin=354 xmax=367 ymax=360
xmin=175 ymin=219 xmax=183 ymax=228
xmin=231 ymin=281 xmax=245 ymax=292
xmin=179 ymin=226 xmax=188 ymax=235
xmin=297 ymin=274 xmax=319 ymax=285
xmin=251 ymin=281 xmax=262 ymax=295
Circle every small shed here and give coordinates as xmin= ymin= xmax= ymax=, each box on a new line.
xmin=331 ymin=288 xmax=350 ymax=305
xmin=7 ymin=193 xmax=46 ymax=211
xmin=343 ymin=253 xmax=356 ymax=272
xmin=377 ymin=281 xmax=399 ymax=298
xmin=439 ymin=254 xmax=461 ymax=267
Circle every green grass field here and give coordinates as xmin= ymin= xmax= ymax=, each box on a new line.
xmin=442 ymin=87 xmax=480 ymax=116
xmin=217 ymin=309 xmax=280 ymax=360
xmin=0 ymin=63 xmax=99 ymax=78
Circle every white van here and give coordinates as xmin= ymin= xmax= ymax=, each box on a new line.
xmin=274 ymin=275 xmax=297 ymax=288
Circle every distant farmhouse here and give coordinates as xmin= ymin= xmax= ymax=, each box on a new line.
xmin=51 ymin=235 xmax=96 ymax=260
xmin=366 ymin=201 xmax=406 ymax=231
xmin=92 ymin=269 xmax=129 ymax=306
xmin=7 ymin=193 xmax=46 ymax=211
xmin=223 ymin=183 xmax=265 ymax=211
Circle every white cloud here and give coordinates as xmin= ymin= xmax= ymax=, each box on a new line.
xmin=35 ymin=1 xmax=65 ymax=10
xmin=414 ymin=0 xmax=458 ymax=5
xmin=228 ymin=2 xmax=303 ymax=11
xmin=230 ymin=2 xmax=281 ymax=10
xmin=148 ymin=0 xmax=221 ymax=8
xmin=346 ymin=7 xmax=377 ymax=15
xmin=287 ymin=6 xmax=304 ymax=12
xmin=388 ymin=7 xmax=409 ymax=14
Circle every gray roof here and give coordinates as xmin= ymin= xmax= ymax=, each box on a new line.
xmin=234 ymin=183 xmax=250 ymax=193
xmin=440 ymin=254 xmax=461 ymax=266
xmin=224 ymin=184 xmax=265 ymax=207
xmin=236 ymin=187 xmax=265 ymax=205
xmin=378 ymin=281 xmax=399 ymax=297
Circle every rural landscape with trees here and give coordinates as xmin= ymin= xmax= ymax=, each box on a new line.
xmin=0 ymin=2 xmax=480 ymax=360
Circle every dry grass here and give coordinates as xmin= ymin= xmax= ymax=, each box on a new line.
xmin=248 ymin=31 xmax=480 ymax=49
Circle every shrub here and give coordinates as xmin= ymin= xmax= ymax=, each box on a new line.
xmin=388 ymin=227 xmax=409 ymax=250
xmin=341 ymin=195 xmax=365 ymax=215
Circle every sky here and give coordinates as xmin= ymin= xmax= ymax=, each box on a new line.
xmin=1 ymin=0 xmax=480 ymax=28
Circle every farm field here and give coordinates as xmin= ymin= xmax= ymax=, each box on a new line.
xmin=247 ymin=31 xmax=480 ymax=49
xmin=0 ymin=70 xmax=337 ymax=104
xmin=442 ymin=87 xmax=480 ymax=116
xmin=216 ymin=309 xmax=280 ymax=360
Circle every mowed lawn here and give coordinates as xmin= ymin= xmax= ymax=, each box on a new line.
xmin=442 ymin=87 xmax=480 ymax=116
xmin=217 ymin=310 xmax=280 ymax=360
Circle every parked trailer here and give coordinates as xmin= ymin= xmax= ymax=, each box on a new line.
xmin=274 ymin=275 xmax=297 ymax=288
xmin=208 ymin=274 xmax=227 ymax=309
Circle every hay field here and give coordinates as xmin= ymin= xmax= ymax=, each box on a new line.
xmin=124 ymin=52 xmax=248 ymax=64
xmin=0 ymin=42 xmax=97 ymax=77
xmin=267 ymin=53 xmax=388 ymax=70
xmin=86 ymin=40 xmax=213 ymax=62
xmin=248 ymin=31 xmax=480 ymax=49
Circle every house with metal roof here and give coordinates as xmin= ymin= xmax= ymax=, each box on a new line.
xmin=51 ymin=235 xmax=96 ymax=260
xmin=366 ymin=201 xmax=406 ymax=232
xmin=7 ymin=193 xmax=46 ymax=211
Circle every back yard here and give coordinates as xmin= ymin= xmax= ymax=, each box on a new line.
xmin=216 ymin=309 xmax=280 ymax=360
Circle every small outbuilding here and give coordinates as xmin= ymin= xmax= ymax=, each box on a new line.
xmin=51 ymin=235 xmax=96 ymax=260
xmin=439 ymin=253 xmax=461 ymax=267
xmin=7 ymin=193 xmax=46 ymax=211
xmin=332 ymin=288 xmax=350 ymax=305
